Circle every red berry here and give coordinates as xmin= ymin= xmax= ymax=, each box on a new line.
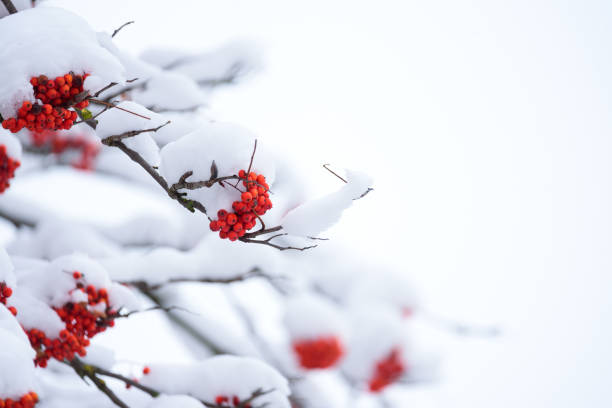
xmin=226 ymin=213 xmax=237 ymax=225
xmin=241 ymin=192 xmax=252 ymax=203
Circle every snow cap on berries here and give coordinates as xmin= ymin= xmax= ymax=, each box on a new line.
xmin=0 ymin=6 xmax=125 ymax=119
xmin=0 ymin=305 xmax=37 ymax=400
xmin=342 ymin=305 xmax=408 ymax=387
xmin=141 ymin=355 xmax=290 ymax=407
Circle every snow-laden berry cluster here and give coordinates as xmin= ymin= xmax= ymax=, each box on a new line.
xmin=1 ymin=73 xmax=88 ymax=133
xmin=7 ymin=254 xmax=138 ymax=368
xmin=0 ymin=129 xmax=21 ymax=194
xmin=26 ymin=271 xmax=118 ymax=367
xmin=29 ymin=129 xmax=100 ymax=170
xmin=284 ymin=294 xmax=347 ymax=371
xmin=209 ymin=170 xmax=272 ymax=241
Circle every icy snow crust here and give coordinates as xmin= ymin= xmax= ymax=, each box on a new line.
xmin=141 ymin=355 xmax=290 ymax=408
xmin=0 ymin=7 xmax=125 ymax=119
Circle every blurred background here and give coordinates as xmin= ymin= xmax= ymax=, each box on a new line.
xmin=8 ymin=0 xmax=612 ymax=406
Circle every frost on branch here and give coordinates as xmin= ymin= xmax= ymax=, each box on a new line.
xmin=141 ymin=355 xmax=290 ymax=407
xmin=0 ymin=7 xmax=125 ymax=120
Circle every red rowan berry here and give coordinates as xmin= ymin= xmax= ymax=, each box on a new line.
xmin=241 ymin=192 xmax=252 ymax=203
xmin=143 ymin=366 xmax=151 ymax=375
xmin=226 ymin=213 xmax=237 ymax=225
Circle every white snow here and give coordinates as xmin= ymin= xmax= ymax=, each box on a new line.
xmin=0 ymin=6 xmax=125 ymax=119
xmin=341 ymin=305 xmax=408 ymax=383
xmin=283 ymin=293 xmax=346 ymax=341
xmin=281 ymin=170 xmax=372 ymax=237
xmin=140 ymin=41 xmax=260 ymax=85
xmin=94 ymin=101 xmax=166 ymax=166
xmin=0 ymin=247 xmax=16 ymax=288
xmin=100 ymin=234 xmax=281 ymax=285
xmin=159 ymin=121 xmax=276 ymax=218
xmin=145 ymin=395 xmax=203 ymax=408
xmin=0 ymin=129 xmax=22 ymax=161
xmin=0 ymin=305 xmax=37 ymax=400
xmin=141 ymin=355 xmax=290 ymax=407
xmin=132 ymin=71 xmax=208 ymax=111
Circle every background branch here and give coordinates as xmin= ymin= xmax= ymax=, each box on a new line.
xmin=1 ymin=0 xmax=17 ymax=14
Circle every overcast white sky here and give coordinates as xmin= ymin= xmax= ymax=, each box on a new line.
xmin=24 ymin=0 xmax=612 ymax=406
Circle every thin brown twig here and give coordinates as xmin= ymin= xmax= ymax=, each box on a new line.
xmin=101 ymin=121 xmax=170 ymax=144
xmin=124 ymin=268 xmax=268 ymax=291
xmin=247 ymin=139 xmax=257 ymax=175
xmin=67 ymin=359 xmax=130 ymax=408
xmin=89 ymin=99 xmax=151 ymax=120
xmin=111 ymin=20 xmax=134 ymax=38
xmin=323 ymin=163 xmax=347 ymax=183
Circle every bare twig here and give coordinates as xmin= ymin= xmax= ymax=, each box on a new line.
xmin=239 ymin=229 xmax=317 ymax=251
xmin=247 ymin=139 xmax=257 ymax=175
xmin=354 ymin=187 xmax=374 ymax=200
xmin=1 ymin=0 xmax=17 ymax=14
xmin=115 ymin=304 xmax=198 ymax=319
xmin=67 ymin=359 xmax=131 ymax=408
xmin=0 ymin=208 xmax=36 ymax=228
xmin=104 ymin=139 xmax=208 ymax=216
xmin=111 ymin=20 xmax=134 ymax=38
xmin=124 ymin=268 xmax=269 ymax=291
xmin=322 ymin=163 xmax=347 ymax=183
xmin=420 ymin=311 xmax=502 ymax=337
xmin=89 ymin=99 xmax=151 ymax=119
xmin=138 ymin=288 xmax=228 ymax=355
xmin=101 ymin=121 xmax=170 ymax=144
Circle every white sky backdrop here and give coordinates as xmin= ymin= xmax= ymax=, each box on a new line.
xmin=21 ymin=0 xmax=612 ymax=406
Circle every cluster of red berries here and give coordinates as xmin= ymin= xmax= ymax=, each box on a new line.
xmin=0 ymin=281 xmax=17 ymax=316
xmin=209 ymin=170 xmax=273 ymax=241
xmin=1 ymin=73 xmax=89 ymax=133
xmin=368 ymin=348 xmax=405 ymax=392
xmin=0 ymin=145 xmax=20 ymax=194
xmin=292 ymin=336 xmax=344 ymax=369
xmin=0 ymin=391 xmax=39 ymax=408
xmin=26 ymin=271 xmax=117 ymax=367
xmin=30 ymin=130 xmax=99 ymax=170
xmin=214 ymin=395 xmax=252 ymax=408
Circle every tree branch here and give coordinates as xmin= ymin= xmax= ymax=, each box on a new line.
xmin=101 ymin=121 xmax=170 ymax=144
xmin=111 ymin=21 xmax=134 ymax=38
xmin=67 ymin=358 xmax=130 ymax=408
xmin=124 ymin=268 xmax=271 ymax=291
xmin=1 ymin=0 xmax=17 ymax=14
